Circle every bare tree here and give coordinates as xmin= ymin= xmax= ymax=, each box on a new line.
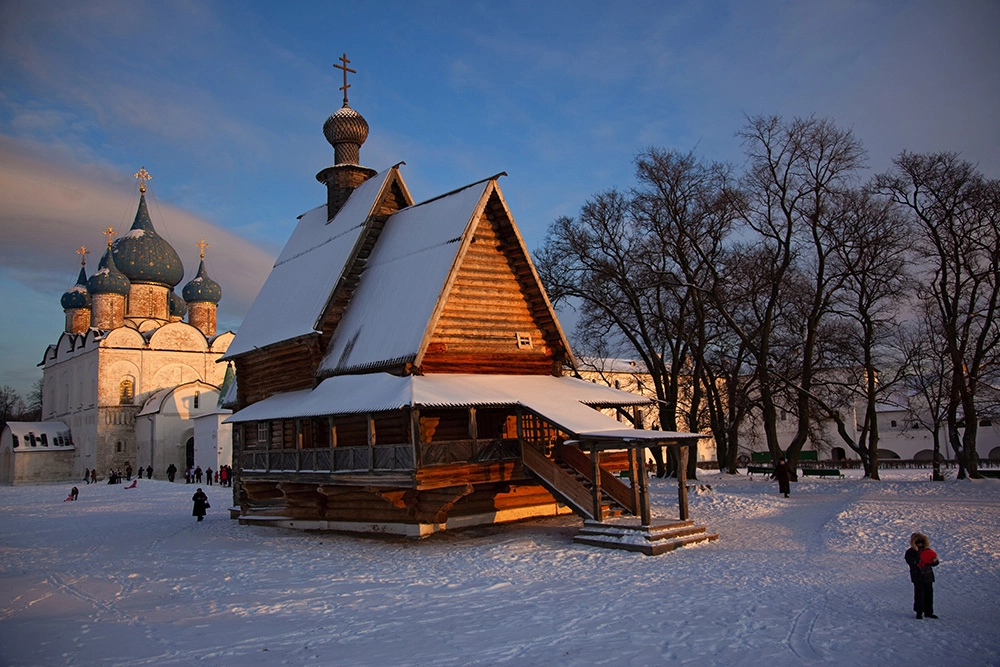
xmin=0 ymin=385 xmax=25 ymax=431
xmin=814 ymin=188 xmax=914 ymax=478
xmin=876 ymin=153 xmax=1000 ymax=478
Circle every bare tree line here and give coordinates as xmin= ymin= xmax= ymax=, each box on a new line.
xmin=537 ymin=114 xmax=1000 ymax=481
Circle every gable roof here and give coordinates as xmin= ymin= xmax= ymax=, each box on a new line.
xmin=223 ymin=166 xmax=411 ymax=358
xmin=318 ymin=176 xmax=574 ymax=376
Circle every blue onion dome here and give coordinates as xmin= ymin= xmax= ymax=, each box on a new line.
xmin=182 ymin=259 xmax=222 ymax=304
xmin=88 ymin=246 xmax=131 ymax=296
xmin=111 ymin=192 xmax=184 ymax=287
xmin=61 ymin=265 xmax=92 ymax=309
xmin=169 ymin=289 xmax=188 ymax=318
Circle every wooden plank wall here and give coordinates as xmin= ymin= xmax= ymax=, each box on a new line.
xmin=421 ymin=191 xmax=562 ymax=375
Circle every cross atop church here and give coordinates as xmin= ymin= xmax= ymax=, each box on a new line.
xmin=197 ymin=238 xmax=209 ymax=260
xmin=333 ymin=53 xmax=356 ymax=106
xmin=103 ymin=226 xmax=116 ymax=248
xmin=134 ymin=166 xmax=152 ymax=193
xmin=76 ymin=245 xmax=90 ymax=266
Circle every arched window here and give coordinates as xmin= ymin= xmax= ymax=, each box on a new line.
xmin=119 ymin=378 xmax=134 ymax=405
xmin=194 ymin=391 xmax=200 ymax=409
xmin=116 ymin=441 xmax=123 ymax=453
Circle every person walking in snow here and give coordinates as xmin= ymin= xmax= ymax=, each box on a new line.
xmin=774 ymin=456 xmax=791 ymax=498
xmin=146 ymin=465 xmax=153 ymax=480
xmin=205 ymin=467 xmax=213 ymax=486
xmin=192 ymin=487 xmax=209 ymax=522
xmin=166 ymin=463 xmax=177 ymax=482
xmin=905 ymin=532 xmax=939 ymax=619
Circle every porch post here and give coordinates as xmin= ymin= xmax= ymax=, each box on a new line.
xmin=628 ymin=443 xmax=641 ymax=514
xmin=636 ymin=444 xmax=651 ymax=526
xmin=677 ymin=444 xmax=689 ymax=521
xmin=590 ymin=442 xmax=603 ymax=522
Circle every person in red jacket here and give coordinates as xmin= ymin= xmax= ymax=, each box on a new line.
xmin=905 ymin=532 xmax=940 ymax=619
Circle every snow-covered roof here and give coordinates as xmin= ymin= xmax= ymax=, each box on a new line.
xmin=224 ymin=167 xmax=401 ymax=358
xmin=2 ymin=421 xmax=73 ymax=449
xmin=318 ymin=180 xmax=490 ymax=375
xmin=225 ymin=373 xmax=701 ymax=443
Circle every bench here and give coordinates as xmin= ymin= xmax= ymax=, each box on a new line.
xmin=978 ymin=469 xmax=1000 ymax=479
xmin=801 ymin=468 xmax=844 ymax=478
xmin=747 ymin=465 xmax=773 ymax=476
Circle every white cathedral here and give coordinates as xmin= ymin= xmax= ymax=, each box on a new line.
xmin=1 ymin=170 xmax=234 ymax=484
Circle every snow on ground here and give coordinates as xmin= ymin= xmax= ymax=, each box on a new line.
xmin=1 ymin=469 xmax=998 ymax=666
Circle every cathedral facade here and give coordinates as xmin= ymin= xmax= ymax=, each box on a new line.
xmin=38 ymin=172 xmax=233 ymax=481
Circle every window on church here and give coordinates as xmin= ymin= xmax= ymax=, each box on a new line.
xmin=194 ymin=391 xmax=200 ymax=409
xmin=116 ymin=441 xmax=123 ymax=453
xmin=40 ymin=434 xmax=48 ymax=446
xmin=257 ymin=421 xmax=270 ymax=446
xmin=120 ymin=378 xmax=134 ymax=405
xmin=515 ymin=332 xmax=533 ymax=350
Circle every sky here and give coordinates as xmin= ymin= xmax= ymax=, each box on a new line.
xmin=1 ymin=468 xmax=998 ymax=664
xmin=1 ymin=0 xmax=998 ymax=397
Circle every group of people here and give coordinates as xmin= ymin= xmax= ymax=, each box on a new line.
xmin=186 ymin=464 xmax=233 ymax=486
xmin=81 ymin=468 xmax=97 ymax=484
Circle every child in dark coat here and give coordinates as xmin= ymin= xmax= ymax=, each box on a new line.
xmin=905 ymin=532 xmax=939 ymax=619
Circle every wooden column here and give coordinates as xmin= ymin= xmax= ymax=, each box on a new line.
xmin=409 ymin=408 xmax=421 ymax=467
xmin=628 ymin=444 xmax=641 ymax=515
xmin=590 ymin=443 xmax=603 ymax=522
xmin=637 ymin=446 xmax=651 ymax=526
xmin=677 ymin=444 xmax=689 ymax=521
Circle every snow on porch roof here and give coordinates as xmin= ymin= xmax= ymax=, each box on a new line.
xmin=223 ymin=167 xmax=398 ymax=358
xmin=226 ymin=373 xmax=702 ymax=443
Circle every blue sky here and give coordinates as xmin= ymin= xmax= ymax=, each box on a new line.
xmin=1 ymin=0 xmax=998 ymax=397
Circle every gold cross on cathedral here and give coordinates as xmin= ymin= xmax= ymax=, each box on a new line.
xmin=197 ymin=238 xmax=209 ymax=260
xmin=76 ymin=245 xmax=90 ymax=266
xmin=333 ymin=53 xmax=356 ymax=105
xmin=134 ymin=166 xmax=152 ymax=193
xmin=103 ymin=226 xmax=116 ymax=248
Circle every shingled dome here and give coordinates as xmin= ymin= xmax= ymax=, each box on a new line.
xmin=182 ymin=259 xmax=222 ymax=304
xmin=323 ymin=104 xmax=369 ymax=166
xmin=61 ymin=266 xmax=92 ymax=309
xmin=112 ymin=192 xmax=184 ymax=287
xmin=88 ymin=247 xmax=131 ymax=296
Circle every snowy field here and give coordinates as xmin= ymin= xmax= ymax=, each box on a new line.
xmin=1 ymin=469 xmax=998 ymax=667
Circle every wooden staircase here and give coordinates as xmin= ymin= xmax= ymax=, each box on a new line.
xmin=574 ymin=520 xmax=719 ymax=556
xmin=521 ymin=444 xmax=631 ymax=520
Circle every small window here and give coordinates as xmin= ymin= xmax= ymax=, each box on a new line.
xmin=40 ymin=434 xmax=48 ymax=446
xmin=29 ymin=433 xmax=37 ymax=447
xmin=515 ymin=332 xmax=533 ymax=350
xmin=614 ymin=380 xmax=621 ymax=389
xmin=891 ymin=420 xmax=897 ymax=428
xmin=257 ymin=421 xmax=270 ymax=446
xmin=11 ymin=435 xmax=18 ymax=448
xmin=194 ymin=391 xmax=200 ymax=409
xmin=116 ymin=441 xmax=123 ymax=453
xmin=120 ymin=378 xmax=134 ymax=405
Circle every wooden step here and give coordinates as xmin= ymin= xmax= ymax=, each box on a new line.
xmin=574 ymin=520 xmax=719 ymax=556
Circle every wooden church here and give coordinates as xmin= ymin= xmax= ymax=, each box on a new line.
xmin=223 ymin=57 xmax=716 ymax=554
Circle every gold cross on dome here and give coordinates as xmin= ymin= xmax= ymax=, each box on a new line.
xmin=333 ymin=53 xmax=356 ymax=105
xmin=197 ymin=238 xmax=209 ymax=260
xmin=103 ymin=226 xmax=116 ymax=248
xmin=134 ymin=166 xmax=152 ymax=193
xmin=76 ymin=245 xmax=90 ymax=266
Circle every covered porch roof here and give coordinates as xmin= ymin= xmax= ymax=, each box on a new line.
xmin=226 ymin=373 xmax=704 ymax=445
